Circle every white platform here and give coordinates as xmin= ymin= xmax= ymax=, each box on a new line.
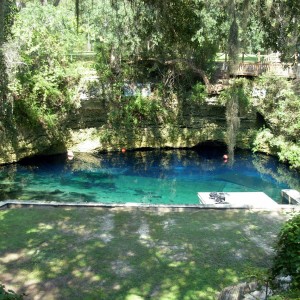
xmin=198 ymin=192 xmax=279 ymax=209
xmin=281 ymin=189 xmax=300 ymax=205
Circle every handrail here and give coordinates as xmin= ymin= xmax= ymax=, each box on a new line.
xmin=218 ymin=62 xmax=298 ymax=78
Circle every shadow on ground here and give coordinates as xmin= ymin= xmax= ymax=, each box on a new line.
xmin=0 ymin=207 xmax=290 ymax=300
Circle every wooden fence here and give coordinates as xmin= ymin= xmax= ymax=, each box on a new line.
xmin=231 ymin=62 xmax=297 ymax=78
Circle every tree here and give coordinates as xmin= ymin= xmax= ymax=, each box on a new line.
xmin=271 ymin=213 xmax=300 ymax=291
xmin=0 ymin=0 xmax=16 ymax=116
xmin=8 ymin=1 xmax=80 ymax=130
xmin=260 ymin=0 xmax=300 ymax=61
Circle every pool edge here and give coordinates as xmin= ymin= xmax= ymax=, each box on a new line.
xmin=1 ymin=200 xmax=299 ymax=212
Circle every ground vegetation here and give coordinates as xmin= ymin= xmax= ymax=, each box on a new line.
xmin=270 ymin=212 xmax=300 ymax=298
xmin=0 ymin=207 xmax=291 ymax=299
xmin=252 ymin=75 xmax=300 ymax=169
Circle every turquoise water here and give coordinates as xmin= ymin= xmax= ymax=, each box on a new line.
xmin=0 ymin=149 xmax=299 ymax=204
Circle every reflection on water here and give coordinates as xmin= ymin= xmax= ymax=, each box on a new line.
xmin=0 ymin=149 xmax=299 ymax=204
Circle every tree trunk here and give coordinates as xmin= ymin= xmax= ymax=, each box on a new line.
xmin=164 ymin=58 xmax=212 ymax=92
xmin=184 ymin=61 xmax=212 ymax=92
xmin=129 ymin=57 xmax=212 ymax=91
xmin=53 ymin=0 xmax=61 ymax=6
xmin=0 ymin=0 xmax=5 ymax=45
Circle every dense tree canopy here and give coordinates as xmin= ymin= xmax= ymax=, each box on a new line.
xmin=260 ymin=0 xmax=300 ymax=60
xmin=0 ymin=0 xmax=300 ymax=167
xmin=0 ymin=0 xmax=16 ymax=118
xmin=1 ymin=0 xmax=299 ymax=91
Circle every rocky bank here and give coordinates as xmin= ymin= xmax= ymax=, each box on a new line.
xmin=0 ymin=85 xmax=260 ymax=165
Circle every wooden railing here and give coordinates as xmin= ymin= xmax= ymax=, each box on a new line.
xmin=68 ymin=51 xmax=96 ymax=61
xmin=216 ymin=62 xmax=298 ymax=78
xmin=209 ymin=62 xmax=299 ymax=94
xmin=232 ymin=62 xmax=297 ymax=78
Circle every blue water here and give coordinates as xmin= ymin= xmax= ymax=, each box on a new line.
xmin=0 ymin=149 xmax=299 ymax=204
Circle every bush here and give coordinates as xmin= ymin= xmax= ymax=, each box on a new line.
xmin=252 ymin=75 xmax=300 ymax=169
xmin=271 ymin=213 xmax=300 ymax=290
xmin=0 ymin=284 xmax=23 ymax=300
xmin=8 ymin=2 xmax=80 ymax=131
xmin=253 ymin=129 xmax=300 ymax=169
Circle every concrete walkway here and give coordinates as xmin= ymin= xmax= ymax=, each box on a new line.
xmin=198 ymin=192 xmax=288 ymax=209
xmin=1 ymin=197 xmax=299 ymax=212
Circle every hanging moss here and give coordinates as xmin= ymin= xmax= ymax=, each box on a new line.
xmin=219 ymin=78 xmax=251 ymax=162
xmin=225 ymin=94 xmax=240 ymax=162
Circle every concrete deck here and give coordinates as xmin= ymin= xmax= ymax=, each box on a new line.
xmin=198 ymin=192 xmax=279 ymax=209
xmin=1 ymin=198 xmax=299 ymax=212
xmin=281 ymin=189 xmax=300 ymax=205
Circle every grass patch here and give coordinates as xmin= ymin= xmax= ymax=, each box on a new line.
xmin=0 ymin=207 xmax=291 ymax=299
xmin=215 ymin=53 xmax=265 ymax=63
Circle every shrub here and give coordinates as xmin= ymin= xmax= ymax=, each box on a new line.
xmin=271 ymin=213 xmax=300 ymax=290
xmin=8 ymin=2 xmax=80 ymax=131
xmin=252 ymin=75 xmax=300 ymax=169
xmin=0 ymin=284 xmax=23 ymax=300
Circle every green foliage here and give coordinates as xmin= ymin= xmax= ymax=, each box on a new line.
xmin=125 ymin=94 xmax=160 ymax=125
xmin=252 ymin=128 xmax=276 ymax=155
xmin=0 ymin=284 xmax=23 ymax=300
xmin=218 ymin=78 xmax=251 ymax=160
xmin=8 ymin=2 xmax=80 ymax=130
xmin=0 ymin=0 xmax=16 ymax=44
xmin=219 ymin=78 xmax=251 ymax=111
xmin=2 ymin=0 xmax=300 ymax=161
xmin=189 ymin=82 xmax=207 ymax=105
xmin=269 ymin=289 xmax=300 ymax=300
xmin=271 ymin=213 xmax=300 ymax=289
xmin=254 ymin=75 xmax=300 ymax=139
xmin=0 ymin=0 xmax=16 ymax=115
xmin=106 ymin=92 xmax=169 ymax=130
xmin=252 ymin=75 xmax=300 ymax=169
xmin=253 ymin=129 xmax=300 ymax=170
xmin=260 ymin=0 xmax=300 ymax=61
xmin=243 ymin=266 xmax=270 ymax=286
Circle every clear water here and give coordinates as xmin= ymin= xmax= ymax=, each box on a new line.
xmin=0 ymin=149 xmax=299 ymax=204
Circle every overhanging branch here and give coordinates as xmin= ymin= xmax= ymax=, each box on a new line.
xmin=127 ymin=57 xmax=212 ymax=91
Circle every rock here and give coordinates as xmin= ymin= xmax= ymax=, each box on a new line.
xmin=243 ymin=294 xmax=257 ymax=300
xmin=251 ymin=290 xmax=264 ymax=299
xmin=0 ymin=81 xmax=258 ymax=164
xmin=218 ymin=282 xmax=258 ymax=300
xmin=0 ymin=121 xmax=67 ymax=165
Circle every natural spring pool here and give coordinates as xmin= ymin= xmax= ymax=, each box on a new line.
xmin=0 ymin=149 xmax=299 ymax=205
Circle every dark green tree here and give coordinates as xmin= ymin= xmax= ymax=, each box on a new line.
xmin=0 ymin=0 xmax=16 ymax=116
xmin=271 ymin=213 xmax=300 ymax=290
xmin=260 ymin=0 xmax=300 ymax=61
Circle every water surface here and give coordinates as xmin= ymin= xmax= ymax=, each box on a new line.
xmin=0 ymin=149 xmax=299 ymax=204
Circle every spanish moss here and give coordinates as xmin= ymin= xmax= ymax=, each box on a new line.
xmin=225 ymin=94 xmax=240 ymax=165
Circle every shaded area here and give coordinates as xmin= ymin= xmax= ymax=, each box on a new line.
xmin=0 ymin=207 xmax=290 ymax=300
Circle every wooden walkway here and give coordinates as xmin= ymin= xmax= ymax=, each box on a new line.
xmin=208 ymin=62 xmax=299 ymax=94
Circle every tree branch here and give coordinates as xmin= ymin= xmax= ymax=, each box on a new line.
xmin=127 ymin=57 xmax=212 ymax=91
